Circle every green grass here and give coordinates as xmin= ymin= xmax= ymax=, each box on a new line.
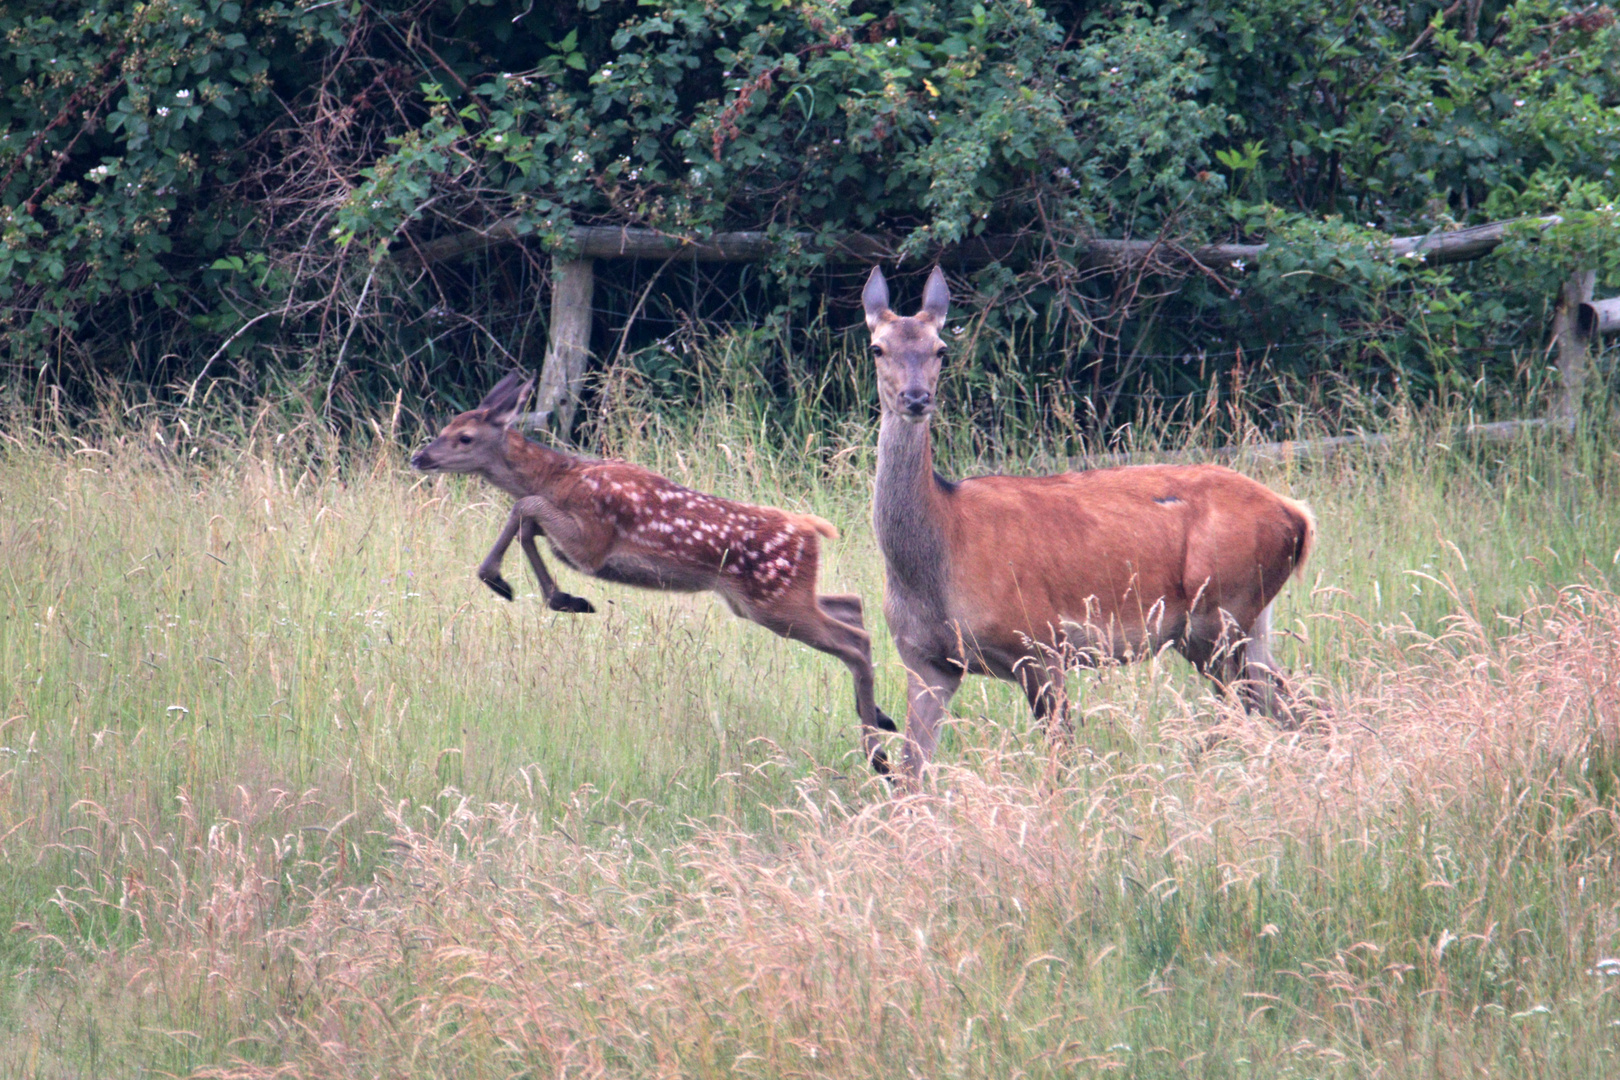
xmin=2 ymin=392 xmax=1619 ymax=1078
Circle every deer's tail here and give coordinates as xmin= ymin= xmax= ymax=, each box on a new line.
xmin=1284 ymin=497 xmax=1316 ymax=580
xmin=795 ymin=513 xmax=839 ymax=541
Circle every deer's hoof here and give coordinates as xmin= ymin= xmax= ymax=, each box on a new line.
xmin=550 ymin=593 xmax=596 ymax=614
xmin=481 ymin=575 xmax=515 ymax=602
xmin=869 ymin=745 xmax=892 ymax=777
xmin=873 ymin=708 xmax=899 ymax=733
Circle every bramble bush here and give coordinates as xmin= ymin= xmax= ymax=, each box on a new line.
xmin=1 ymin=0 xmax=1618 ymax=432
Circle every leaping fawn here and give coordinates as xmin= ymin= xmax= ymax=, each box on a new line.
xmin=411 ymin=372 xmax=898 ymax=774
xmin=864 ymin=266 xmax=1318 ymax=780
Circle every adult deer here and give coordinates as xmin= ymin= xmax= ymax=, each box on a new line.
xmin=864 ymin=266 xmax=1316 ymax=778
xmin=411 ymin=372 xmax=898 ymax=773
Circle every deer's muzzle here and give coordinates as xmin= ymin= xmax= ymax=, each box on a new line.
xmin=901 ymin=388 xmax=933 ymax=419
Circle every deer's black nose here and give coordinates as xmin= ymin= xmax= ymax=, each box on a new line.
xmin=901 ymin=389 xmax=932 ymax=416
xmin=411 ymin=449 xmax=432 ymax=469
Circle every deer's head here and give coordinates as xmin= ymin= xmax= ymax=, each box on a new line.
xmin=411 ymin=371 xmax=533 ymax=475
xmin=863 ymin=265 xmax=949 ymax=423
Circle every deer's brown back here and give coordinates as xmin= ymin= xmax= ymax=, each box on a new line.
xmin=567 ymin=463 xmax=819 ymax=603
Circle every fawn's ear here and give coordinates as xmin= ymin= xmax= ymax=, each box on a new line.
xmin=479 ymin=372 xmax=533 ymax=427
xmin=863 ymin=266 xmax=891 ymax=331
xmin=919 ymin=266 xmax=949 ymax=326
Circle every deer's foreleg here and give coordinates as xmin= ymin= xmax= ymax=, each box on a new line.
xmin=898 ymin=650 xmax=963 ymax=783
xmin=476 ymin=508 xmax=525 ymax=601
xmin=1015 ymin=654 xmax=1073 ymax=741
xmin=513 ymin=498 xmax=596 ymax=614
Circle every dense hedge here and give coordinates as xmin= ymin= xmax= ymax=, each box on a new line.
xmin=2 ymin=1 xmax=1618 ymax=428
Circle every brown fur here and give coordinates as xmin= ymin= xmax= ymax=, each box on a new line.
xmin=864 ymin=267 xmax=1316 ymax=779
xmin=411 ymin=374 xmax=898 ymax=773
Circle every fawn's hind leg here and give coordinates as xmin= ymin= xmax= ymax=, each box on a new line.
xmin=515 ymin=512 xmax=595 ymax=614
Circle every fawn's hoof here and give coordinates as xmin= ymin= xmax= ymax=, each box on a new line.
xmin=481 ymin=575 xmax=515 ymax=602
xmin=550 ymin=593 xmax=596 ymax=614
xmin=868 ymin=709 xmax=899 ymax=778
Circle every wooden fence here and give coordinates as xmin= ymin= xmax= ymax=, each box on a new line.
xmin=395 ymin=215 xmax=1616 ymax=445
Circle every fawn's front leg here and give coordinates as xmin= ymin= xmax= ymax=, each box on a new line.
xmin=479 ymin=505 xmax=593 ymax=612
xmin=476 ymin=507 xmax=525 ymax=601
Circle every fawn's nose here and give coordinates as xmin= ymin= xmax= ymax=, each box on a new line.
xmin=410 ymin=448 xmax=432 ymax=469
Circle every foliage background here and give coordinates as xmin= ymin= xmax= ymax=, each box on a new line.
xmin=2 ymin=0 xmax=1619 ymax=434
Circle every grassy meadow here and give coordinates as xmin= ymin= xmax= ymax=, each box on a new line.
xmin=2 ymin=383 xmax=1620 ymax=1078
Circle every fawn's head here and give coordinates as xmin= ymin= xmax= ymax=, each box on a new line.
xmin=411 ymin=371 xmax=533 ymax=474
xmin=863 ymin=265 xmax=949 ymax=423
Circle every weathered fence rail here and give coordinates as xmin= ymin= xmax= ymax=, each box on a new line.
xmin=392 ymin=213 xmax=1609 ymax=448
xmin=397 ymin=215 xmax=1560 ymax=273
xmin=1581 ymin=296 xmax=1620 ymax=339
xmin=1070 ymin=418 xmax=1576 ymax=470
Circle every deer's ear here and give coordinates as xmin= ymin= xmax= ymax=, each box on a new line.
xmin=862 ymin=266 xmax=891 ymax=330
xmin=477 ymin=371 xmax=524 ymax=411
xmin=919 ymin=266 xmax=949 ymax=325
xmin=479 ymin=372 xmax=532 ymax=426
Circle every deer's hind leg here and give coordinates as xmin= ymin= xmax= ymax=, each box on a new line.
xmin=813 ymin=592 xmax=898 ymax=738
xmin=515 ymin=512 xmax=595 ymax=614
xmin=746 ymin=588 xmax=895 ymax=775
xmin=817 ymin=592 xmax=865 ymax=630
xmin=1180 ymin=605 xmax=1302 ymax=727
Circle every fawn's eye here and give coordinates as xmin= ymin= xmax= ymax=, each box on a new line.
xmin=458 ymin=434 xmax=473 ymax=445
xmin=870 ymin=344 xmax=884 ymax=357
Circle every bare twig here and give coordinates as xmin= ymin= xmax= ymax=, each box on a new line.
xmin=326 ymin=258 xmax=380 ymax=416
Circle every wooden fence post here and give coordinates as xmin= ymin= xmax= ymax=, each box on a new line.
xmin=534 ymin=258 xmax=595 ymax=438
xmin=1552 ymin=268 xmax=1596 ymax=426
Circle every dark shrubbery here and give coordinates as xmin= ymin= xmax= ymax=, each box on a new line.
xmin=2 ymin=1 xmax=1618 ymax=433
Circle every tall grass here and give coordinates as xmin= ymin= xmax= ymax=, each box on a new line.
xmin=1 ymin=364 xmax=1618 ymax=1077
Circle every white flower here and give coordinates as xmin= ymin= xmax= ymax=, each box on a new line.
xmin=1231 ymin=258 xmax=1246 ymax=271
xmin=572 ymin=149 xmax=589 ymax=164
xmin=157 ymin=107 xmax=170 ymax=117
xmin=1514 ymin=99 xmax=1526 ymax=107
xmin=176 ymin=89 xmax=191 ymax=101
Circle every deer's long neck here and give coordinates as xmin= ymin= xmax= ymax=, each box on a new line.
xmin=874 ymin=412 xmax=952 ymax=602
xmin=484 ymin=431 xmax=577 ymax=498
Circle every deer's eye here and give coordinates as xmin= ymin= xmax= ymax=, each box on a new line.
xmin=458 ymin=434 xmax=473 ymax=445
xmin=869 ymin=344 xmax=885 ymax=357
